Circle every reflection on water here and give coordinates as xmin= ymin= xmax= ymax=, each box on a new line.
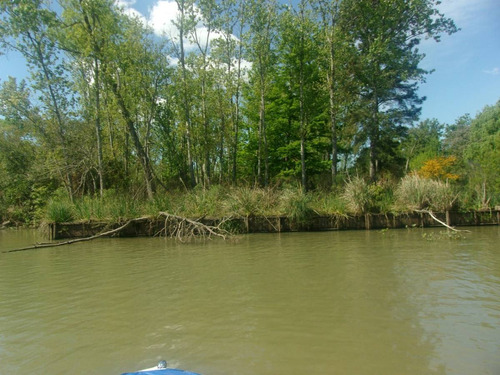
xmin=0 ymin=227 xmax=499 ymax=375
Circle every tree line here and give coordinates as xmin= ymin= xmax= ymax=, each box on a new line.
xmin=0 ymin=0 xmax=498 ymax=223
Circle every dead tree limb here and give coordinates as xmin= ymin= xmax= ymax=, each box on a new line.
xmin=3 ymin=217 xmax=150 ymax=253
xmin=416 ymin=210 xmax=471 ymax=233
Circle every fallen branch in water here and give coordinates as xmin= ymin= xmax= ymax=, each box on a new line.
xmin=4 ymin=213 xmax=232 ymax=253
xmin=416 ymin=209 xmax=471 ymax=233
xmin=3 ymin=217 xmax=150 ymax=253
xmin=157 ymin=212 xmax=231 ymax=241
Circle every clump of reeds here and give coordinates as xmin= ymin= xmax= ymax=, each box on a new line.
xmin=278 ymin=187 xmax=315 ymax=224
xmin=72 ymin=191 xmax=141 ymax=221
xmin=341 ymin=176 xmax=373 ymax=214
xmin=46 ymin=199 xmax=75 ymax=223
xmin=309 ymin=191 xmax=346 ymax=215
xmin=179 ymin=185 xmax=227 ymax=217
xmin=224 ymin=186 xmax=279 ymax=217
xmin=394 ymin=173 xmax=456 ymax=212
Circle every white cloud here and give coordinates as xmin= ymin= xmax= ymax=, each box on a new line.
xmin=483 ymin=67 xmax=499 ymax=75
xmin=148 ymin=0 xmax=180 ymax=38
xmin=148 ymin=0 xmax=229 ymax=51
xmin=115 ymin=0 xmax=147 ymax=24
xmin=113 ymin=0 xmax=250 ymax=72
xmin=116 ymin=0 xmax=136 ymax=6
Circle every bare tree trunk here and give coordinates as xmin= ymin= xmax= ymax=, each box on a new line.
xmin=176 ymin=0 xmax=196 ymax=188
xmin=299 ymin=32 xmax=307 ymax=191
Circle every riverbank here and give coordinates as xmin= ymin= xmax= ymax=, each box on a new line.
xmin=47 ymin=209 xmax=499 ymax=240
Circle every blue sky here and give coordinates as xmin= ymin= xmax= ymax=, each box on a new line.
xmin=1 ymin=0 xmax=499 ymax=125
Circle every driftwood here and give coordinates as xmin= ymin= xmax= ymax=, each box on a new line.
xmin=416 ymin=209 xmax=471 ymax=233
xmin=3 ymin=213 xmax=231 ymax=253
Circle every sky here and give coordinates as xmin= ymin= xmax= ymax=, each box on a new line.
xmin=1 ymin=0 xmax=499 ymax=126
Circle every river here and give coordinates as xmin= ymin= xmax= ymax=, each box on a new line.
xmin=1 ymin=227 xmax=499 ymax=375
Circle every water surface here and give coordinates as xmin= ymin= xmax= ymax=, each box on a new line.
xmin=1 ymin=227 xmax=499 ymax=374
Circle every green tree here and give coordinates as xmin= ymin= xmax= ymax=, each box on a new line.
xmin=276 ymin=0 xmax=325 ymax=189
xmin=246 ymin=0 xmax=279 ymax=186
xmin=314 ymin=0 xmax=356 ymax=185
xmin=341 ymin=0 xmax=457 ymax=181
xmin=211 ymin=0 xmax=248 ymax=183
xmin=464 ymin=101 xmax=500 ymax=206
xmin=401 ymin=118 xmax=444 ymax=172
xmin=0 ymin=0 xmax=79 ymax=199
xmin=99 ymin=10 xmax=170 ymax=198
xmin=60 ymin=0 xmax=120 ymax=197
xmin=172 ymin=0 xmax=197 ymax=187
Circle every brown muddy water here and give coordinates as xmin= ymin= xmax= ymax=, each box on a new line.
xmin=1 ymin=227 xmax=499 ymax=375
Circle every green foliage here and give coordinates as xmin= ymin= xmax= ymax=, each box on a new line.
xmin=463 ymin=100 xmax=500 ymax=207
xmin=402 ymin=118 xmax=444 ymax=171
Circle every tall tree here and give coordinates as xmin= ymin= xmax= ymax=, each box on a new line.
xmin=61 ymin=0 xmax=120 ymax=197
xmin=99 ymin=10 xmax=169 ymax=198
xmin=278 ymin=0 xmax=322 ymax=189
xmin=247 ymin=0 xmax=278 ymax=186
xmin=341 ymin=0 xmax=457 ymax=180
xmin=191 ymin=0 xmax=217 ymax=186
xmin=212 ymin=0 xmax=248 ymax=183
xmin=172 ymin=0 xmax=197 ymax=188
xmin=315 ymin=0 xmax=344 ymax=185
xmin=0 ymin=0 xmax=77 ymax=199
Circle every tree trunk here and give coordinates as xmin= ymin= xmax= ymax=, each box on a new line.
xmin=94 ymin=56 xmax=104 ymax=197
xmin=110 ymin=80 xmax=155 ymax=199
